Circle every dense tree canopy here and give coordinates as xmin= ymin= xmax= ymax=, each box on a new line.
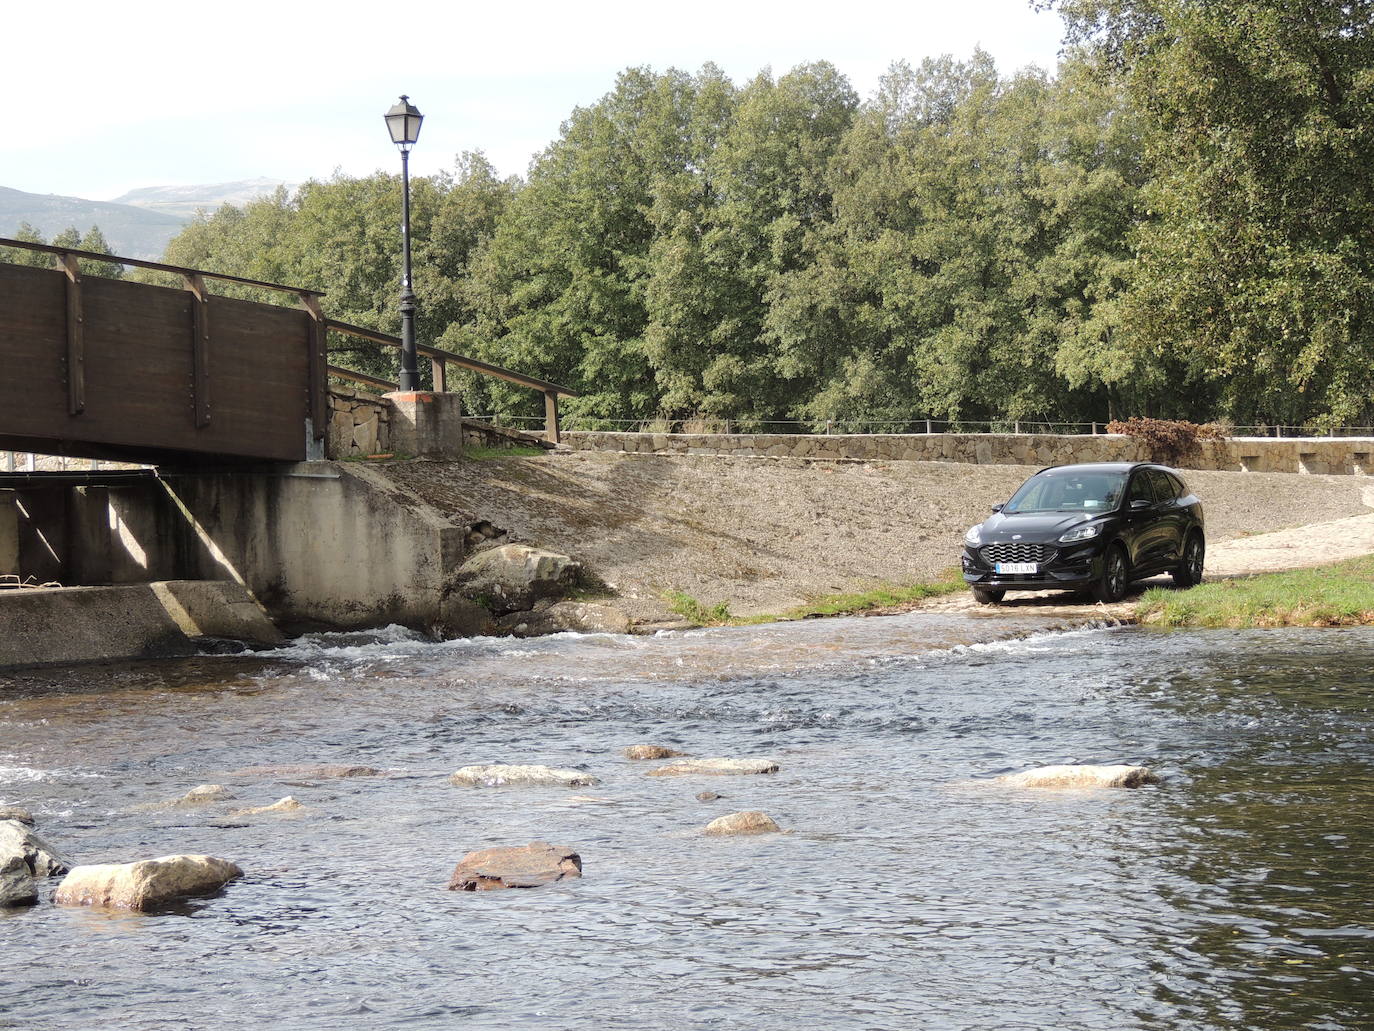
xmin=134 ymin=2 xmax=1373 ymax=430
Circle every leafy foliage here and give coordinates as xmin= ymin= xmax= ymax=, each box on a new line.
xmin=1106 ymin=416 xmax=1227 ymax=463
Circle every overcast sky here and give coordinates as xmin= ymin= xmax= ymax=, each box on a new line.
xmin=5 ymin=0 xmax=1066 ymax=201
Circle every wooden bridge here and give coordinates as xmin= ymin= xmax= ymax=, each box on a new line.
xmin=0 ymin=237 xmax=575 ymax=464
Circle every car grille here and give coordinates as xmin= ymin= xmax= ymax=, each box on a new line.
xmin=982 ymin=542 xmax=1055 ymax=564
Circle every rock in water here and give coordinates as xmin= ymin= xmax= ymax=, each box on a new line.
xmin=175 ymin=785 xmax=235 ymax=806
xmin=457 ymin=545 xmax=582 ymax=615
xmin=54 ymin=855 xmax=243 ymax=911
xmin=623 ymin=744 xmax=687 ymax=760
xmin=998 ymin=764 xmax=1159 ymax=789
xmin=704 ymin=811 xmax=781 ymax=836
xmin=231 ymin=797 xmax=303 ymax=816
xmin=448 ymin=841 xmax=582 ymax=891
xmin=0 ymin=806 xmax=34 ymax=826
xmin=0 ymin=820 xmax=73 ymax=876
xmin=449 ymin=764 xmax=601 ymax=788
xmin=695 ymin=791 xmax=724 ymax=802
xmin=227 ymin=764 xmax=382 ymax=779
xmin=646 ymin=758 xmax=780 ymax=778
xmin=0 ymin=855 xmax=37 ymax=907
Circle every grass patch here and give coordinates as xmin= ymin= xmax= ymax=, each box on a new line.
xmin=665 ymin=570 xmax=965 ymax=627
xmin=1137 ymin=554 xmax=1374 ymax=628
xmin=465 ymin=445 xmax=546 ymax=460
xmin=664 ymin=590 xmax=733 ymax=626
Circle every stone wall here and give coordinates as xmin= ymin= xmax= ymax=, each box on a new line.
xmin=327 ymin=388 xmax=392 ymax=459
xmin=560 ymin=431 xmax=1374 ymax=475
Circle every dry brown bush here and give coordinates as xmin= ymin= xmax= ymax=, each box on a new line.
xmin=1107 ymin=418 xmax=1229 ymax=465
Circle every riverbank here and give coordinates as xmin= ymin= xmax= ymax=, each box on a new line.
xmin=380 ymin=453 xmax=1374 ymax=624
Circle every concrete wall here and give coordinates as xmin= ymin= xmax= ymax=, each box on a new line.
xmin=163 ymin=462 xmax=478 ymax=634
xmin=560 ymin=431 xmax=1374 ymax=475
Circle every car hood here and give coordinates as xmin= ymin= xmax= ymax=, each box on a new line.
xmin=980 ymin=511 xmax=1104 ymax=541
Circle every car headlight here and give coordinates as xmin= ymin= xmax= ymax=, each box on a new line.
xmin=1058 ymin=523 xmax=1103 ymax=544
xmin=964 ymin=524 xmax=983 ymax=546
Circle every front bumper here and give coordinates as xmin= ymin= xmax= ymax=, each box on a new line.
xmin=961 ymin=541 xmax=1106 ymax=593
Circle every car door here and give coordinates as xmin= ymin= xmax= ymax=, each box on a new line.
xmin=1147 ymin=468 xmax=1188 ymax=566
xmin=1122 ymin=470 xmax=1166 ymax=573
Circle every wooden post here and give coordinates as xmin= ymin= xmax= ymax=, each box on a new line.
xmin=57 ymin=253 xmax=85 ymax=415
xmin=431 ymin=356 xmax=448 ymax=393
xmin=544 ymin=389 xmax=561 ymax=444
xmin=299 ymin=293 xmax=327 ymax=440
xmin=184 ymin=274 xmax=212 ymax=428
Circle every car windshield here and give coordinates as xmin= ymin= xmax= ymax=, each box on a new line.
xmin=1004 ymin=471 xmax=1128 ymax=513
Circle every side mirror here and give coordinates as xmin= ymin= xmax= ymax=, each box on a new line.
xmin=1129 ymin=498 xmax=1152 ymax=511
xmin=991 ymin=504 xmax=1004 ymax=513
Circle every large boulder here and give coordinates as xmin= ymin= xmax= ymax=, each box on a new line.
xmin=0 ymin=855 xmax=37 ymax=907
xmin=54 ymin=855 xmax=243 ymax=911
xmin=457 ymin=545 xmax=582 ymax=615
xmin=0 ymin=820 xmax=72 ymax=877
xmin=449 ymin=764 xmax=601 ymax=788
xmin=704 ymin=811 xmax=781 ymax=836
xmin=503 ymin=602 xmax=632 ymax=638
xmin=448 ymin=841 xmax=582 ymax=891
xmin=998 ymin=764 xmax=1159 ymax=789
xmin=0 ymin=806 xmax=34 ymax=826
xmin=646 ymin=758 xmax=780 ymax=778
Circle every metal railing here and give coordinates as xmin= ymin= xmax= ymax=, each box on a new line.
xmin=466 ymin=416 xmax=1374 ymax=439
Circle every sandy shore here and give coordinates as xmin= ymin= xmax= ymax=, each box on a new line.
xmin=383 ymin=454 xmax=1374 ymax=622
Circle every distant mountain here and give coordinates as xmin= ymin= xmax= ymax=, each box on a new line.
xmin=113 ymin=178 xmax=297 ymax=220
xmin=1 ymin=179 xmax=295 ymax=262
xmin=0 ymin=187 xmax=188 ymax=261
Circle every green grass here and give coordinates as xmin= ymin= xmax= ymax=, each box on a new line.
xmin=664 ymin=571 xmax=965 ymax=627
xmin=663 ymin=590 xmax=733 ymax=625
xmin=1137 ymin=554 xmax=1374 ymax=628
xmin=465 ymin=445 xmax=545 ymax=460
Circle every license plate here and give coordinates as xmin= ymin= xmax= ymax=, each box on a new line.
xmin=995 ymin=562 xmax=1038 ymax=574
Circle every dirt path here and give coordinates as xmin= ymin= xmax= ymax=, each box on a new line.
xmin=383 ymin=454 xmax=1374 ymax=623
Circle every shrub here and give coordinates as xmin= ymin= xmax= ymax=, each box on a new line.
xmin=1106 ymin=418 xmax=1228 ymax=465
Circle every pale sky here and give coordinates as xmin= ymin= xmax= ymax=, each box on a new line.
xmin=5 ymin=0 xmax=1066 ymax=201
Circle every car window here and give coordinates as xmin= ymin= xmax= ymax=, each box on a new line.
xmin=1005 ymin=471 xmax=1127 ymax=513
xmin=1147 ymin=469 xmax=1176 ymax=503
xmin=1127 ymin=472 xmax=1156 ymax=506
xmin=1166 ymin=472 xmax=1188 ymax=499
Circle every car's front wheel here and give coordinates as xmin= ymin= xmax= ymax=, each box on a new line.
xmin=971 ymin=587 xmax=1005 ymax=605
xmin=1172 ymin=532 xmax=1205 ymax=587
xmin=1091 ymin=545 xmax=1129 ymax=603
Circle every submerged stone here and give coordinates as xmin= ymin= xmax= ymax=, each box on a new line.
xmin=0 ymin=806 xmax=34 ymax=827
xmin=704 ymin=811 xmax=781 ymax=836
xmin=623 ymin=744 xmax=688 ymax=760
xmin=231 ymin=797 xmax=303 ymax=816
xmin=998 ymin=764 xmax=1159 ymax=789
xmin=448 ymin=841 xmax=582 ymax=891
xmin=646 ymin=758 xmax=780 ymax=778
xmin=175 ymin=785 xmax=235 ymax=806
xmin=228 ymin=764 xmax=383 ymax=780
xmin=449 ymin=764 xmax=601 ymax=788
xmin=54 ymin=855 xmax=243 ymax=911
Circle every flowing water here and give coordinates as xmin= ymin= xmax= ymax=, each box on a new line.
xmin=1 ymin=614 xmax=1371 ymax=1031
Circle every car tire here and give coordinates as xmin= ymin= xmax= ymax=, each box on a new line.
xmin=1091 ymin=545 xmax=1129 ymax=603
xmin=1172 ymin=532 xmax=1205 ymax=588
xmin=971 ymin=587 xmax=1005 ymax=605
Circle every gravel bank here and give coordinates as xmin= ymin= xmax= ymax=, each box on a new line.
xmin=383 ymin=453 xmax=1374 ymax=621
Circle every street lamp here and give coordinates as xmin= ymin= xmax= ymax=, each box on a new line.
xmin=385 ymin=95 xmax=423 ymax=391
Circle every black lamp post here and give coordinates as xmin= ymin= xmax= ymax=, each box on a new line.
xmin=384 ymin=95 xmax=424 ymax=391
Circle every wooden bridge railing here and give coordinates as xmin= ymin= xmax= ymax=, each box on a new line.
xmin=0 ymin=237 xmax=578 ymax=446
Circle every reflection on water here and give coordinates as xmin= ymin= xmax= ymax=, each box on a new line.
xmin=0 ymin=615 xmax=1371 ymax=1031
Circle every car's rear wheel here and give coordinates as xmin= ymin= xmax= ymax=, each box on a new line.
xmin=1091 ymin=545 xmax=1128 ymax=603
xmin=971 ymin=587 xmax=1005 ymax=605
xmin=1172 ymin=532 xmax=1205 ymax=587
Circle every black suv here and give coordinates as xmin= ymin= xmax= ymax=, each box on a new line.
xmin=961 ymin=462 xmax=1205 ymax=604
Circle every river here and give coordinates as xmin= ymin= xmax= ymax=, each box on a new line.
xmin=1 ymin=614 xmax=1371 ymax=1031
